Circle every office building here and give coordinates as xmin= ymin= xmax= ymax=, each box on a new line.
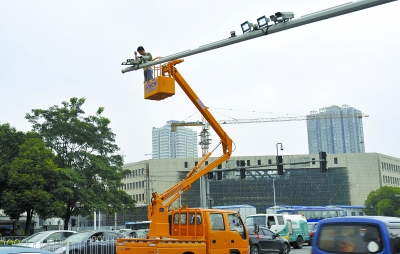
xmin=116 ymin=152 xmax=400 ymax=222
xmin=151 ymin=120 xmax=198 ymax=159
xmin=307 ymin=105 xmax=365 ymax=154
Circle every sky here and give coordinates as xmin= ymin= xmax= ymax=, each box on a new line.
xmin=1 ymin=0 xmax=399 ymax=164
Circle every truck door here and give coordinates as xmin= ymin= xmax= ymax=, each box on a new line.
xmin=209 ymin=213 xmax=229 ymax=254
xmin=228 ymin=213 xmax=248 ymax=252
xmin=277 ymin=215 xmax=288 ymax=235
xmin=268 ymin=216 xmax=278 ymax=233
xmin=287 ymin=220 xmax=293 ymax=235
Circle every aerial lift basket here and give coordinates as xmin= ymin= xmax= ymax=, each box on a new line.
xmin=144 ymin=64 xmax=175 ymax=101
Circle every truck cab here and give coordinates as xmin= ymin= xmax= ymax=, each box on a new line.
xmin=171 ymin=208 xmax=248 ymax=254
xmin=117 ymin=208 xmax=249 ymax=254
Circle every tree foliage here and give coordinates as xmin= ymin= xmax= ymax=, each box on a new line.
xmin=0 ymin=123 xmax=25 ymax=208
xmin=25 ymin=97 xmax=135 ymax=229
xmin=2 ymin=135 xmax=61 ymax=235
xmin=364 ymin=186 xmax=400 ymax=216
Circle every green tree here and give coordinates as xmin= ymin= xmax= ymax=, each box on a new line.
xmin=25 ymin=97 xmax=135 ymax=229
xmin=0 ymin=123 xmax=25 ymax=208
xmin=2 ymin=135 xmax=61 ymax=235
xmin=364 ymin=186 xmax=400 ymax=216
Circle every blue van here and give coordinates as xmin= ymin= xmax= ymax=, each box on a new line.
xmin=312 ymin=216 xmax=400 ymax=253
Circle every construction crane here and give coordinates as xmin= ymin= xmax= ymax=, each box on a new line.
xmin=171 ymin=111 xmax=369 ymax=158
xmin=172 ymin=112 xmax=368 ymax=129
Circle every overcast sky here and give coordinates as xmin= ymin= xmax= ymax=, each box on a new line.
xmin=1 ymin=0 xmax=399 ymax=163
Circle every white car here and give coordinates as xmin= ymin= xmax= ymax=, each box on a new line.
xmin=15 ymin=230 xmax=77 ymax=249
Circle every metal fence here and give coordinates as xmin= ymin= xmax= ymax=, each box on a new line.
xmin=0 ymin=235 xmax=133 ymax=254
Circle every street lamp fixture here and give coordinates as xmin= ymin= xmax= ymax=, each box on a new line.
xmin=257 ymin=16 xmax=270 ymax=28
xmin=241 ymin=21 xmax=252 ymax=34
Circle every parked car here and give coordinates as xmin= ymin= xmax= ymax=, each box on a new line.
xmin=248 ymin=226 xmax=290 ymax=254
xmin=118 ymin=229 xmax=147 ymax=238
xmin=306 ymin=222 xmax=318 ymax=245
xmin=43 ymin=230 xmax=125 ymax=254
xmin=14 ymin=230 xmax=78 ymax=248
xmin=0 ymin=245 xmax=54 ymax=254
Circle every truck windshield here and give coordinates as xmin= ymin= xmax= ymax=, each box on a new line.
xmin=245 ymin=216 xmax=266 ymax=227
xmin=316 ymin=223 xmax=382 ymax=253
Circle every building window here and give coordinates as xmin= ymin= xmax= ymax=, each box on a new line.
xmin=258 ymin=160 xmax=261 ymax=165
xmin=351 ymin=212 xmax=356 ymax=216
xmin=195 ymin=161 xmax=198 ymax=166
xmin=217 ymin=164 xmax=222 ymax=169
xmin=184 ymin=162 xmax=188 ymax=168
xmin=247 ymin=160 xmax=250 ymax=166
xmin=359 ymin=212 xmax=364 ymax=216
xmin=334 ymin=158 xmax=338 ymax=164
xmin=312 ymin=158 xmax=315 ymax=165
xmin=268 ymin=159 xmax=272 ymax=165
xmin=205 ymin=161 xmax=208 ymax=166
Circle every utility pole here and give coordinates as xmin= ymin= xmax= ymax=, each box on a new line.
xmin=199 ymin=117 xmax=212 ymax=208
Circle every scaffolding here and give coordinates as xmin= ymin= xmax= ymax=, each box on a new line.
xmin=180 ymin=167 xmax=350 ymax=213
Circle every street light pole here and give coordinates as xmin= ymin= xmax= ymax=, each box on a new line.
xmin=273 ymin=178 xmax=276 ymax=213
xmin=274 ymin=143 xmax=283 ymax=212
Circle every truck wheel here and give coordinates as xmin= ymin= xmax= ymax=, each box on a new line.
xmin=281 ymin=243 xmax=290 ymax=254
xmin=293 ymin=236 xmax=303 ymax=249
xmin=250 ymin=244 xmax=259 ymax=254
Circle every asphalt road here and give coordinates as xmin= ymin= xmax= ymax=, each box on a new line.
xmin=290 ymin=244 xmax=312 ymax=254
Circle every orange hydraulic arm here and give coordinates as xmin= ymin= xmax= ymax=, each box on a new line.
xmin=147 ymin=60 xmax=233 ymax=237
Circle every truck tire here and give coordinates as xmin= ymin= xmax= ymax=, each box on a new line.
xmin=293 ymin=236 xmax=303 ymax=249
xmin=250 ymin=244 xmax=259 ymax=254
xmin=281 ymin=243 xmax=290 ymax=254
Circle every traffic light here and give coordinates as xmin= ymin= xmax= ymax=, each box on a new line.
xmin=217 ymin=171 xmax=222 ymax=180
xmin=319 ymin=151 xmax=327 ymax=172
xmin=240 ymin=160 xmax=246 ymax=179
xmin=276 ymin=156 xmax=284 ymax=175
xmin=207 ymin=172 xmax=213 ymax=179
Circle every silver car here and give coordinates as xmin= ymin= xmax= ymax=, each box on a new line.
xmin=15 ymin=230 xmax=78 ymax=249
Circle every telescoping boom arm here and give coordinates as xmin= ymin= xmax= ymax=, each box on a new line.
xmin=147 ymin=60 xmax=233 ymax=237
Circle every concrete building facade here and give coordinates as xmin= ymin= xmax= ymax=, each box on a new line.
xmin=40 ymin=152 xmax=400 ymax=227
xmin=120 ymin=153 xmax=400 ymax=214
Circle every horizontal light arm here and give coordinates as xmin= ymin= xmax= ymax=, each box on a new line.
xmin=122 ymin=0 xmax=397 ymax=73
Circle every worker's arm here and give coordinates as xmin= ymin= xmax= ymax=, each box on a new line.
xmin=141 ymin=53 xmax=153 ymax=61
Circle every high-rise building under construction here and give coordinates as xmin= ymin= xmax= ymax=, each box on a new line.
xmin=307 ymin=105 xmax=365 ymax=154
xmin=152 ymin=120 xmax=198 ymax=159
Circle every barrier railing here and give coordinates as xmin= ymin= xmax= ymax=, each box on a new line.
xmin=1 ymin=235 xmax=142 ymax=254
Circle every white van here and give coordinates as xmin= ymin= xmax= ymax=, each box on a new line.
xmin=246 ymin=213 xmax=309 ymax=249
